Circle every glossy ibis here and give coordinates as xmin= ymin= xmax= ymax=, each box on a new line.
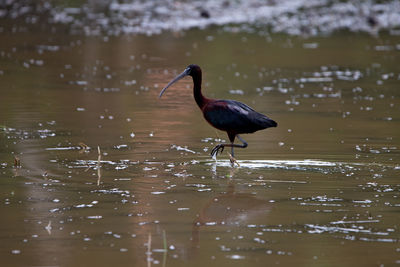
xmin=159 ymin=64 xmax=277 ymax=162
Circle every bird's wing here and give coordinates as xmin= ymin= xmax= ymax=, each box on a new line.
xmin=203 ymin=100 xmax=273 ymax=133
xmin=231 ymin=100 xmax=277 ymax=128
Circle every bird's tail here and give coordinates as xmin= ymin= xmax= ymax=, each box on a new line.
xmin=259 ymin=116 xmax=277 ymax=128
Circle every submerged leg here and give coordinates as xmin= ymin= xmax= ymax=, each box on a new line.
xmin=211 ymin=134 xmax=248 ymax=158
xmin=229 ymin=144 xmax=237 ymax=165
xmin=229 ymin=135 xmax=247 ymax=165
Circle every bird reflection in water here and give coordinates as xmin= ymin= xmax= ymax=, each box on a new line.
xmin=190 ymin=176 xmax=272 ymax=251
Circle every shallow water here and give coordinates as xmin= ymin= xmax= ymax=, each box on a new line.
xmin=1 ymin=22 xmax=400 ymax=267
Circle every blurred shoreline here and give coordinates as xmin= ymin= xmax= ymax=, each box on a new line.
xmin=1 ymin=0 xmax=400 ymax=36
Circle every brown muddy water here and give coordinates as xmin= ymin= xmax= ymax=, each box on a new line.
xmin=0 ymin=25 xmax=400 ymax=267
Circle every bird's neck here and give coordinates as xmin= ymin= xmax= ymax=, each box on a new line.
xmin=193 ymin=74 xmax=209 ymax=109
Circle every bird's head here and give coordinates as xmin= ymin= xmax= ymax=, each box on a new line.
xmin=159 ymin=64 xmax=201 ymax=98
xmin=184 ymin=64 xmax=201 ymax=77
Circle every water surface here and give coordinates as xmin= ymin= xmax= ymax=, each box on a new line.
xmin=0 ymin=23 xmax=400 ymax=267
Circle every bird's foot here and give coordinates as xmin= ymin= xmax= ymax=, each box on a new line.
xmin=211 ymin=144 xmax=225 ymax=157
xmin=228 ymin=153 xmax=240 ymax=167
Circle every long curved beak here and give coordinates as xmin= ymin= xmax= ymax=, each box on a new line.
xmin=159 ymin=68 xmax=189 ymax=98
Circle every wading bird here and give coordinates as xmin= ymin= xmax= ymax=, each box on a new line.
xmin=159 ymin=64 xmax=277 ymax=163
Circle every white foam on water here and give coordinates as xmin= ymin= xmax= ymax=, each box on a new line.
xmin=206 ymin=159 xmax=337 ymax=169
xmin=204 ymin=158 xmax=393 ymax=173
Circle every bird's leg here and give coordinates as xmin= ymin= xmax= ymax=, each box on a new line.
xmin=211 ymin=144 xmax=224 ymax=157
xmin=236 ymin=135 xmax=248 ymax=148
xmin=228 ymin=146 xmax=237 ymax=166
xmin=210 ymin=135 xmax=248 ymax=161
xmin=229 ymin=152 xmax=239 ymax=167
xmin=229 ymin=135 xmax=247 ymax=165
